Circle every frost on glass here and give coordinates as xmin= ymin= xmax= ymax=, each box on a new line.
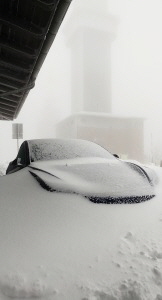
xmin=28 ymin=139 xmax=114 ymax=162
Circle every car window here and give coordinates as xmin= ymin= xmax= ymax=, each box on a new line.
xmin=17 ymin=141 xmax=30 ymax=166
xmin=28 ymin=139 xmax=116 ymax=162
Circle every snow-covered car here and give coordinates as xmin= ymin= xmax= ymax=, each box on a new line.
xmin=6 ymin=139 xmax=156 ymax=204
xmin=1 ymin=138 xmax=162 ymax=300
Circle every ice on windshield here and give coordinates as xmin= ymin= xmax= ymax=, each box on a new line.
xmin=28 ymin=139 xmax=115 ymax=162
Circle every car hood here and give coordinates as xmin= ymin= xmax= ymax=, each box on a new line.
xmin=28 ymin=157 xmax=155 ymax=203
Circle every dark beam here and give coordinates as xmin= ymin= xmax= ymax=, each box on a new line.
xmin=0 ymin=99 xmax=18 ymax=108
xmin=0 ymin=14 xmax=45 ymax=37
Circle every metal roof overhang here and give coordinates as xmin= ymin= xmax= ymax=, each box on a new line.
xmin=0 ymin=0 xmax=72 ymax=120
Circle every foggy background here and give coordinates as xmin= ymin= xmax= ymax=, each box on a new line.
xmin=1 ymin=0 xmax=162 ymax=165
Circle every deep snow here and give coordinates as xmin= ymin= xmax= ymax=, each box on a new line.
xmin=0 ymin=163 xmax=162 ymax=299
xmin=0 ymin=162 xmax=8 ymax=176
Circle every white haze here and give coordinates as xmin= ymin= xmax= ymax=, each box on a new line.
xmin=1 ymin=0 xmax=162 ymax=163
xmin=109 ymin=0 xmax=162 ymax=118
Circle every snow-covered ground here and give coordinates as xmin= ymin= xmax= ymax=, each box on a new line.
xmin=0 ymin=163 xmax=162 ymax=300
xmin=0 ymin=162 xmax=8 ymax=176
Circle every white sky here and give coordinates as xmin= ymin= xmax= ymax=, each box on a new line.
xmin=108 ymin=0 xmax=162 ymax=117
xmin=1 ymin=0 xmax=162 ymax=162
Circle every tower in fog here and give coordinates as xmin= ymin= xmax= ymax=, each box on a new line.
xmin=64 ymin=0 xmax=118 ymax=113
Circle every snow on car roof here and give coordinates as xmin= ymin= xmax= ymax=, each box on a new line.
xmin=28 ymin=138 xmax=115 ymax=162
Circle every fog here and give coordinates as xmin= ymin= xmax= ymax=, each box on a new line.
xmin=110 ymin=0 xmax=162 ymax=118
xmin=1 ymin=0 xmax=162 ymax=164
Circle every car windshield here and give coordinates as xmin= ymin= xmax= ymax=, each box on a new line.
xmin=28 ymin=139 xmax=115 ymax=162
